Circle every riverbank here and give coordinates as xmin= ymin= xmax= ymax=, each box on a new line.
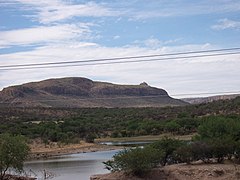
xmin=29 ymin=140 xmax=122 ymax=159
xmin=29 ymin=134 xmax=194 ymax=159
xmin=91 ymin=162 xmax=240 ymax=180
xmin=95 ymin=133 xmax=195 ymax=143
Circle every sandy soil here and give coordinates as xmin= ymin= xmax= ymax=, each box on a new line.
xmin=91 ymin=163 xmax=240 ymax=180
xmin=29 ymin=139 xmax=122 ymax=159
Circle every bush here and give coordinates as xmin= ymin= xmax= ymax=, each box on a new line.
xmin=191 ymin=141 xmax=213 ymax=163
xmin=149 ymin=137 xmax=183 ymax=166
xmin=209 ymin=137 xmax=235 ymax=163
xmin=174 ymin=145 xmax=193 ymax=164
xmin=85 ymin=133 xmax=96 ymax=143
xmin=234 ymin=141 xmax=240 ymax=163
xmin=174 ymin=141 xmax=215 ymax=164
xmin=104 ymin=146 xmax=163 ymax=176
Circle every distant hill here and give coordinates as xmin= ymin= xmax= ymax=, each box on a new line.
xmin=0 ymin=77 xmax=187 ymax=108
xmin=182 ymin=94 xmax=240 ymax=104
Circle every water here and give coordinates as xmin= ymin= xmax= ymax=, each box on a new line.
xmin=99 ymin=141 xmax=152 ymax=146
xmin=24 ymin=150 xmax=120 ymax=180
xmin=24 ymin=141 xmax=150 ymax=180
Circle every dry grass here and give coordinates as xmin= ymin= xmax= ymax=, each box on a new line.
xmin=95 ymin=133 xmax=195 ymax=143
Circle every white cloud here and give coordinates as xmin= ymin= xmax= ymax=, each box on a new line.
xmin=113 ymin=35 xmax=120 ymax=40
xmin=11 ymin=0 xmax=117 ymax=24
xmin=127 ymin=0 xmax=240 ymax=20
xmin=1 ymin=43 xmax=239 ymax=98
xmin=1 ymin=0 xmax=240 ymax=97
xmin=212 ymin=18 xmax=240 ymax=30
xmin=0 ymin=23 xmax=92 ymax=48
xmin=144 ymin=38 xmax=162 ymax=49
xmin=133 ymin=37 xmax=183 ymax=49
xmin=7 ymin=0 xmax=240 ymax=23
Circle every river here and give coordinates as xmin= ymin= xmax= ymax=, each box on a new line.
xmin=24 ymin=141 xmax=152 ymax=180
xmin=24 ymin=149 xmax=120 ymax=180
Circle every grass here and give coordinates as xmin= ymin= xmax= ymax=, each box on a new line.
xmin=95 ymin=133 xmax=196 ymax=143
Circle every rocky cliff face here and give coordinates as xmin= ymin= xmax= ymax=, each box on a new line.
xmin=0 ymin=77 xmax=187 ymax=107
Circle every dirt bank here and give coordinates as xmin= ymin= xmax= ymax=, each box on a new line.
xmin=91 ymin=163 xmax=240 ymax=180
xmin=4 ymin=174 xmax=36 ymax=180
xmin=29 ymin=140 xmax=122 ymax=159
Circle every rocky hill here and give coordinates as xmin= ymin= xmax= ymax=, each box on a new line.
xmin=0 ymin=77 xmax=187 ymax=108
xmin=182 ymin=94 xmax=240 ymax=104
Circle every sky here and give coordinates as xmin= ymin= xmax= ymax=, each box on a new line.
xmin=0 ymin=0 xmax=240 ymax=98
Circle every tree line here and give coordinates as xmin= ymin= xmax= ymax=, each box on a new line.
xmin=0 ymin=97 xmax=239 ymax=143
xmin=104 ymin=115 xmax=240 ymax=176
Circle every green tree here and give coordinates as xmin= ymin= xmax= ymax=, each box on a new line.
xmin=234 ymin=141 xmax=240 ymax=163
xmin=198 ymin=116 xmax=239 ymax=140
xmin=104 ymin=146 xmax=163 ymax=176
xmin=164 ymin=121 xmax=180 ymax=134
xmin=190 ymin=141 xmax=212 ymax=163
xmin=196 ymin=116 xmax=240 ymax=163
xmin=0 ymin=134 xmax=29 ymax=180
xmin=174 ymin=144 xmax=193 ymax=164
xmin=210 ymin=137 xmax=235 ymax=163
xmin=150 ymin=137 xmax=183 ymax=166
xmin=85 ymin=133 xmax=96 ymax=143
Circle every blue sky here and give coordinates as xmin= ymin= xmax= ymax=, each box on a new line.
xmin=0 ymin=0 xmax=240 ymax=97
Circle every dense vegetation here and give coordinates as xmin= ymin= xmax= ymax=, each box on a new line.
xmin=0 ymin=96 xmax=239 ymax=177
xmin=104 ymin=115 xmax=240 ymax=175
xmin=0 ymin=97 xmax=239 ymax=144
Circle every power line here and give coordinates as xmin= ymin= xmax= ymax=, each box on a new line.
xmin=1 ymin=47 xmax=240 ymax=68
xmin=1 ymin=51 xmax=240 ymax=71
xmin=1 ymin=47 xmax=240 ymax=69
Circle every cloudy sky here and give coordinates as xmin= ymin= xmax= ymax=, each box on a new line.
xmin=0 ymin=0 xmax=240 ymax=97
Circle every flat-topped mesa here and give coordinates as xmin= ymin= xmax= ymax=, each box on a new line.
xmin=0 ymin=77 xmax=187 ymax=107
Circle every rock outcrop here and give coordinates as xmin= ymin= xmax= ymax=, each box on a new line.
xmin=0 ymin=77 xmax=187 ymax=108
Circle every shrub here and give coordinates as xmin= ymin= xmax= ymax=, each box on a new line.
xmin=103 ymin=146 xmax=163 ymax=176
xmin=191 ymin=141 xmax=213 ymax=163
xmin=174 ymin=145 xmax=193 ymax=164
xmin=85 ymin=133 xmax=96 ymax=143
xmin=149 ymin=137 xmax=183 ymax=166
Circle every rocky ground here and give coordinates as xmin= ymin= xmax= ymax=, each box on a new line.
xmin=91 ymin=162 xmax=240 ymax=180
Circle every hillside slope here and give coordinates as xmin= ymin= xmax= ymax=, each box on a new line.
xmin=182 ymin=94 xmax=240 ymax=104
xmin=0 ymin=77 xmax=187 ymax=108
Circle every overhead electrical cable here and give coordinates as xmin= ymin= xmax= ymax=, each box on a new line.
xmin=1 ymin=47 xmax=240 ymax=68
xmin=0 ymin=51 xmax=240 ymax=71
xmin=0 ymin=47 xmax=238 ymax=68
xmin=1 ymin=47 xmax=240 ymax=69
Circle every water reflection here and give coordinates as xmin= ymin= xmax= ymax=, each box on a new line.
xmin=99 ymin=141 xmax=152 ymax=146
xmin=24 ymin=150 xmax=120 ymax=180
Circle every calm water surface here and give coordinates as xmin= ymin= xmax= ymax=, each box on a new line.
xmin=24 ymin=150 xmax=120 ymax=180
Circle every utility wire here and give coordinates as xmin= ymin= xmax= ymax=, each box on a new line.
xmin=1 ymin=51 xmax=240 ymax=71
xmin=1 ymin=47 xmax=240 ymax=69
